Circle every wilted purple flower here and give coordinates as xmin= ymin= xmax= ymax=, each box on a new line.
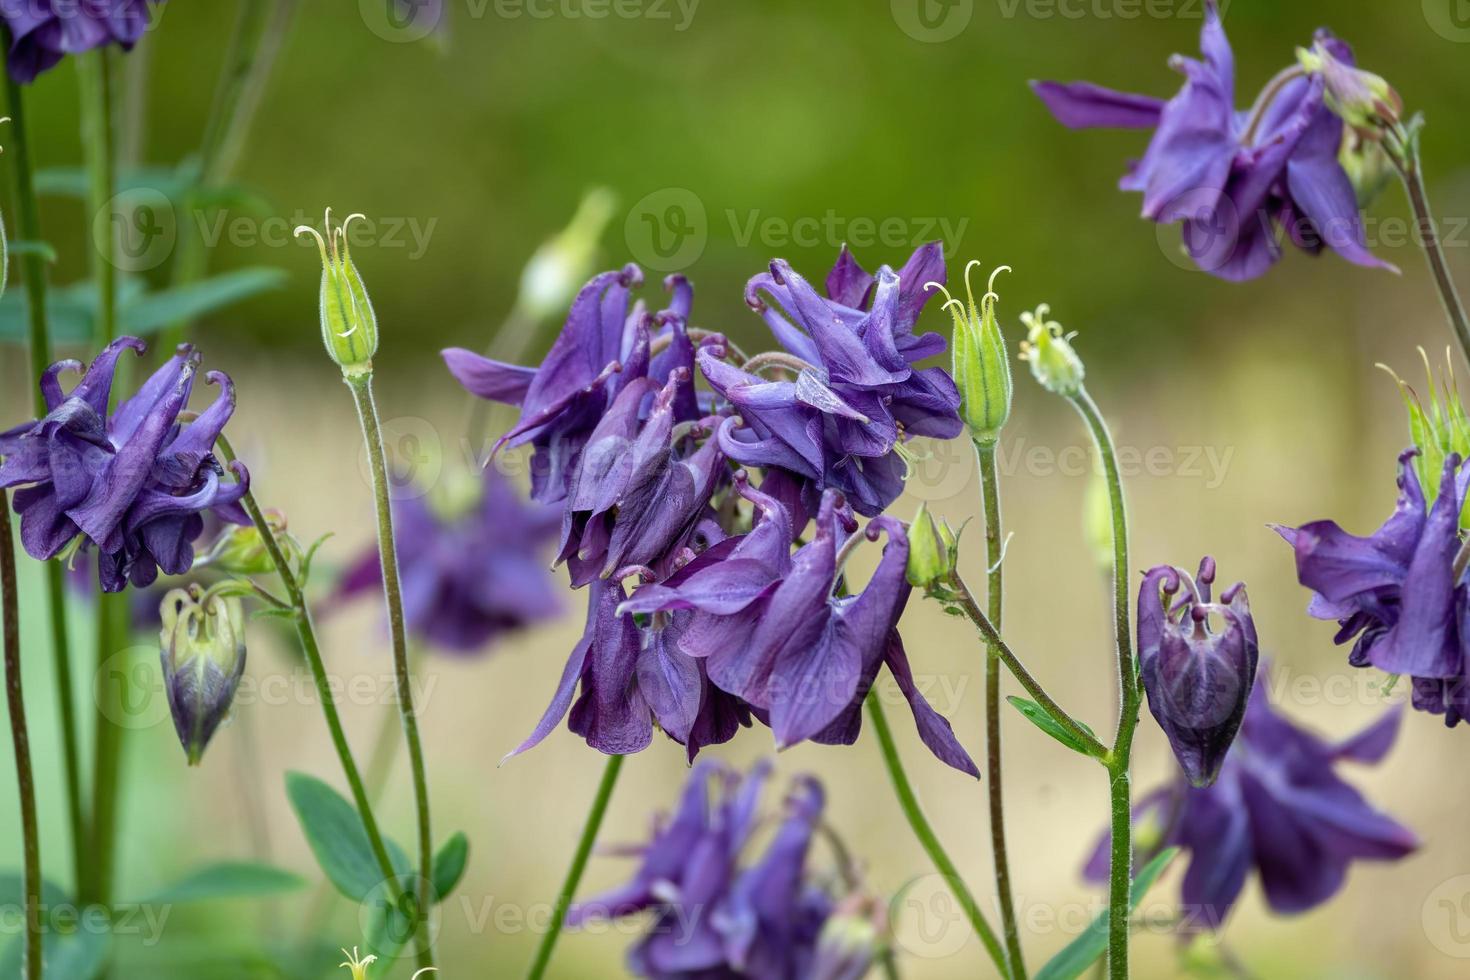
xmin=444 ymin=267 xmax=701 ymax=503
xmin=1085 ymin=673 xmax=1417 ymax=929
xmin=570 ymin=761 xmax=871 ymax=980
xmin=0 ymin=0 xmax=159 ymax=83
xmin=1138 ymin=557 xmax=1259 ymax=787
xmin=0 ymin=338 xmax=249 ymax=592
xmin=1032 ymin=1 xmax=1393 ymax=280
xmin=1275 ymin=450 xmax=1470 ymax=726
xmin=332 ymin=468 xmax=561 ymax=654
xmin=621 ymin=476 xmax=979 ymax=775
xmin=709 ymin=245 xmax=962 ymax=517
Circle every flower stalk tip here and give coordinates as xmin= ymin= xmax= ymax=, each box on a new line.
xmin=1018 ymin=304 xmax=1085 ymax=397
xmin=297 ymin=209 xmax=379 ymax=376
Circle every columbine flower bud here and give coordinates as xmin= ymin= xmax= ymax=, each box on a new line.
xmin=1381 ymin=349 xmax=1470 ymax=527
xmin=930 ymin=261 xmax=1012 ymax=445
xmin=199 ymin=510 xmax=295 ymax=576
xmin=906 ymin=502 xmax=956 ymax=588
xmin=516 ymin=187 xmax=617 ymax=321
xmin=1297 ymin=41 xmax=1402 ymax=132
xmin=159 ymin=586 xmax=247 ymax=766
xmin=296 ymin=209 xmax=378 ymax=377
xmin=811 ymin=893 xmax=887 ymax=980
xmin=1018 ymin=304 xmax=1085 ymax=397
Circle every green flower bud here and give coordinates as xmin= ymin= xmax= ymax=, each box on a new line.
xmin=1381 ymin=348 xmax=1470 ymax=529
xmin=160 ymin=586 xmax=247 ymax=766
xmin=296 ymin=209 xmax=378 ymax=377
xmin=199 ymin=510 xmax=295 ymax=576
xmin=516 ymin=187 xmax=618 ymax=321
xmin=1297 ymin=42 xmax=1402 ymax=132
xmin=812 ymin=893 xmax=887 ymax=980
xmin=931 ymin=261 xmax=1012 ymax=445
xmin=906 ymin=502 xmax=957 ymax=588
xmin=1019 ymin=304 xmax=1085 ymax=397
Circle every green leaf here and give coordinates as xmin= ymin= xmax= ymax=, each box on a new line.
xmin=431 ymin=832 xmax=470 ymax=903
xmin=1033 ymin=847 xmax=1180 ymax=980
xmin=137 ymin=861 xmax=304 ymax=905
xmin=1007 ymin=696 xmax=1100 ymax=756
xmin=285 ymin=772 xmax=410 ymax=903
xmin=119 ymin=267 xmax=287 ymax=334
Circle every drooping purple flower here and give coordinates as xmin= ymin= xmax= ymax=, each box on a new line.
xmin=1084 ymin=672 xmax=1417 ymax=930
xmin=621 ymin=475 xmax=979 ymax=776
xmin=443 ymin=267 xmax=702 ymax=504
xmin=0 ymin=0 xmax=159 ymax=83
xmin=1138 ymin=557 xmax=1259 ymax=787
xmin=570 ymin=761 xmax=870 ymax=980
xmin=1274 ymin=450 xmax=1470 ymax=726
xmin=1032 ymin=1 xmax=1393 ymax=280
xmin=331 ymin=468 xmax=561 ymax=654
xmin=0 ymin=338 xmax=249 ymax=592
xmin=708 ymin=245 xmax=962 ymax=517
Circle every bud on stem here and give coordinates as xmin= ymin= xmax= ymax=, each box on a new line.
xmin=929 ymin=261 xmax=1012 ymax=445
xmin=296 ymin=209 xmax=379 ymax=377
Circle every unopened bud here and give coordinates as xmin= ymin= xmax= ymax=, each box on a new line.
xmin=160 ymin=586 xmax=247 ymax=766
xmin=199 ymin=511 xmax=294 ymax=576
xmin=516 ymin=187 xmax=618 ymax=321
xmin=812 ymin=893 xmax=887 ymax=980
xmin=906 ymin=503 xmax=956 ymax=588
xmin=1019 ymin=304 xmax=1085 ymax=397
xmin=1298 ymin=41 xmax=1402 ymax=132
xmin=932 ymin=261 xmax=1012 ymax=445
xmin=296 ymin=209 xmax=379 ymax=376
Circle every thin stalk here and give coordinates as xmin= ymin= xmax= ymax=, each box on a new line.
xmin=1388 ymin=126 xmax=1470 ymax=369
xmin=3 ymin=62 xmax=86 ymax=896
xmin=865 ymin=692 xmax=1009 ymax=978
xmin=943 ymin=575 xmax=1108 ymax=759
xmin=976 ymin=441 xmax=1025 ymax=980
xmin=345 ymin=372 xmax=435 ymax=972
xmin=525 ymin=753 xmax=625 ymax=980
xmin=2 ymin=495 xmax=42 ymax=979
xmin=1066 ymin=388 xmax=1137 ymax=980
xmin=88 ymin=594 xmax=127 ymax=906
xmin=214 ymin=436 xmax=408 ymax=913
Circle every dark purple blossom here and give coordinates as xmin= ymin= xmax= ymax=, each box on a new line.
xmin=1085 ymin=673 xmax=1417 ymax=929
xmin=569 ymin=761 xmax=869 ymax=980
xmin=1032 ymin=1 xmax=1393 ymax=280
xmin=332 ymin=468 xmax=561 ymax=654
xmin=1138 ymin=557 xmax=1259 ymax=787
xmin=0 ymin=338 xmax=249 ymax=592
xmin=1275 ymin=450 xmax=1470 ymax=726
xmin=0 ymin=0 xmax=158 ymax=83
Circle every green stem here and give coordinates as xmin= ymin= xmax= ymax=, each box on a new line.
xmin=976 ymin=441 xmax=1025 ymax=980
xmin=943 ymin=575 xmax=1107 ymax=759
xmin=215 ymin=436 xmax=408 ymax=914
xmin=88 ymin=594 xmax=127 ymax=907
xmin=865 ymin=692 xmax=1009 ymax=978
xmin=1066 ymin=388 xmax=1137 ymax=980
xmin=1388 ymin=126 xmax=1470 ymax=368
xmin=345 ymin=372 xmax=435 ymax=972
xmin=525 ymin=753 xmax=625 ymax=980
xmin=3 ymin=63 xmax=86 ymax=898
xmin=2 ymin=495 xmax=42 ymax=979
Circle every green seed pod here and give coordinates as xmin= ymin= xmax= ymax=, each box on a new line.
xmin=906 ymin=502 xmax=957 ymax=588
xmin=160 ymin=586 xmax=247 ymax=766
xmin=297 ymin=209 xmax=378 ymax=377
xmin=936 ymin=261 xmax=1013 ymax=446
xmin=1019 ymin=304 xmax=1085 ymax=397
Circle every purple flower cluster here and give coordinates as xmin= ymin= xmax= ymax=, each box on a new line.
xmin=1276 ymin=450 xmax=1470 ymax=726
xmin=1086 ymin=673 xmax=1416 ymax=929
xmin=332 ymin=469 xmax=562 ymax=654
xmin=0 ymin=0 xmax=159 ymax=83
xmin=1032 ymin=0 xmax=1391 ymax=280
xmin=447 ymin=249 xmax=975 ymax=773
xmin=0 ymin=337 xmax=249 ymax=593
xmin=569 ymin=760 xmax=876 ymax=980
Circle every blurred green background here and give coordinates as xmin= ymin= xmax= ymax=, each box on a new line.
xmin=4 ymin=0 xmax=1470 ymax=976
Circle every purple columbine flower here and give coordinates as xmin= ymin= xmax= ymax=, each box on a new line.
xmin=443 ymin=267 xmax=701 ymax=503
xmin=1275 ymin=450 xmax=1470 ymax=726
xmin=620 ymin=476 xmax=979 ymax=776
xmin=0 ymin=0 xmax=159 ymax=83
xmin=331 ymin=468 xmax=562 ymax=654
xmin=1032 ymin=1 xmax=1393 ymax=280
xmin=706 ymin=245 xmax=962 ymax=518
xmin=1085 ymin=672 xmax=1417 ymax=929
xmin=569 ymin=760 xmax=866 ymax=980
xmin=0 ymin=338 xmax=249 ymax=592
xmin=1138 ymin=557 xmax=1259 ymax=787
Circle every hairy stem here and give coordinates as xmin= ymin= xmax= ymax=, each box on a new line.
xmin=1389 ymin=127 xmax=1470 ymax=369
xmin=4 ymin=61 xmax=86 ymax=897
xmin=346 ymin=373 xmax=436 ymax=972
xmin=866 ymin=692 xmax=1009 ymax=978
xmin=2 ymin=494 xmax=42 ymax=979
xmin=976 ymin=441 xmax=1025 ymax=979
xmin=1067 ymin=388 xmax=1137 ymax=980
xmin=525 ymin=753 xmax=625 ymax=980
